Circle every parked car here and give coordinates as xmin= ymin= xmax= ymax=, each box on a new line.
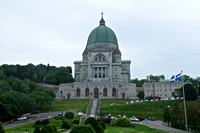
xmin=111 ymin=116 xmax=115 ymax=120
xmin=130 ymin=101 xmax=134 ymax=104
xmin=171 ymin=97 xmax=175 ymax=100
xmin=145 ymin=99 xmax=148 ymax=102
xmin=136 ymin=100 xmax=140 ymax=103
xmin=110 ymin=103 xmax=115 ymax=106
xmin=130 ymin=116 xmax=139 ymax=122
xmin=125 ymin=102 xmax=129 ymax=104
xmin=17 ymin=116 xmax=27 ymax=121
xmin=149 ymin=117 xmax=156 ymax=121
xmin=138 ymin=116 xmax=145 ymax=121
xmin=118 ymin=115 xmax=121 ymax=118
xmin=30 ymin=110 xmax=40 ymax=114
xmin=58 ymin=112 xmax=63 ymax=116
xmin=78 ymin=112 xmax=83 ymax=116
xmin=123 ymin=115 xmax=127 ymax=118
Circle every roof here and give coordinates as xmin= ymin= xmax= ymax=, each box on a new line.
xmin=87 ymin=17 xmax=118 ymax=46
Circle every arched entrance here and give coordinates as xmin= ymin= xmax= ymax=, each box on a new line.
xmin=67 ymin=93 xmax=70 ymax=99
xmin=94 ymin=88 xmax=99 ymax=99
xmin=122 ymin=93 xmax=125 ymax=99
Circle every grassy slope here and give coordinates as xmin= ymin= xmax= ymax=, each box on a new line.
xmin=39 ymin=99 xmax=89 ymax=112
xmin=101 ymin=100 xmax=177 ymax=120
xmin=105 ymin=124 xmax=166 ymax=133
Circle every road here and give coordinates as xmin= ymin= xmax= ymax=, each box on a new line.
xmin=133 ymin=120 xmax=189 ymax=133
xmin=3 ymin=110 xmax=77 ymax=129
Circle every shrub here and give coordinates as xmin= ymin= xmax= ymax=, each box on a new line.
xmin=41 ymin=124 xmax=54 ymax=133
xmin=73 ymin=115 xmax=81 ymax=121
xmin=70 ymin=125 xmax=95 ymax=133
xmin=33 ymin=126 xmax=41 ymax=133
xmin=73 ymin=120 xmax=79 ymax=125
xmin=61 ymin=120 xmax=70 ymax=129
xmin=99 ymin=121 xmax=106 ymax=130
xmin=116 ymin=117 xmax=130 ymax=127
xmin=42 ymin=119 xmax=49 ymax=125
xmin=54 ymin=116 xmax=65 ymax=120
xmin=0 ymin=122 xmax=5 ymax=133
xmin=65 ymin=112 xmax=74 ymax=119
xmin=84 ymin=117 xmax=103 ymax=133
xmin=35 ymin=120 xmax=43 ymax=125
xmin=103 ymin=117 xmax=111 ymax=124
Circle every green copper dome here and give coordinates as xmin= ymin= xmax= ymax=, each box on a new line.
xmin=87 ymin=17 xmax=118 ymax=46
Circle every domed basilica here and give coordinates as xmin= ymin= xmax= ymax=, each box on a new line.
xmin=57 ymin=15 xmax=137 ymax=99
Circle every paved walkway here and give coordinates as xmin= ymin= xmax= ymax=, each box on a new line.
xmin=136 ymin=120 xmax=189 ymax=133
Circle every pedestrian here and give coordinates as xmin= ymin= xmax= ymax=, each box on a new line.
xmin=25 ymin=129 xmax=29 ymax=133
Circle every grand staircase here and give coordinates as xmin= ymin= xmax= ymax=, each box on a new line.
xmin=79 ymin=98 xmax=101 ymax=125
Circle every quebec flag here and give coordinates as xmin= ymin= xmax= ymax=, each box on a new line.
xmin=175 ymin=73 xmax=181 ymax=81
xmin=170 ymin=72 xmax=181 ymax=83
xmin=170 ymin=75 xmax=175 ymax=83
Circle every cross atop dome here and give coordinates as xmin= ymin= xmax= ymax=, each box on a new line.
xmin=100 ymin=12 xmax=105 ymax=26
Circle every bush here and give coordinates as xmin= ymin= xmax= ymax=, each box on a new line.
xmin=73 ymin=120 xmax=79 ymax=125
xmin=116 ymin=117 xmax=130 ymax=127
xmin=70 ymin=125 xmax=95 ymax=133
xmin=33 ymin=126 xmax=41 ymax=133
xmin=41 ymin=124 xmax=54 ymax=133
xmin=103 ymin=117 xmax=111 ymax=124
xmin=61 ymin=120 xmax=70 ymax=129
xmin=0 ymin=122 xmax=5 ymax=133
xmin=54 ymin=116 xmax=65 ymax=120
xmin=84 ymin=117 xmax=103 ymax=133
xmin=99 ymin=121 xmax=106 ymax=130
xmin=73 ymin=115 xmax=81 ymax=121
xmin=42 ymin=119 xmax=49 ymax=125
xmin=35 ymin=120 xmax=43 ymax=125
xmin=65 ymin=112 xmax=74 ymax=119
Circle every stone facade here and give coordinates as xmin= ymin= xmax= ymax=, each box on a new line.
xmin=143 ymin=81 xmax=185 ymax=99
xmin=57 ymin=16 xmax=137 ymax=100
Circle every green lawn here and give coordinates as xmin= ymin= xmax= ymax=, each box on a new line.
xmin=101 ymin=100 xmax=177 ymax=120
xmin=39 ymin=99 xmax=89 ymax=112
xmin=105 ymin=124 xmax=166 ymax=133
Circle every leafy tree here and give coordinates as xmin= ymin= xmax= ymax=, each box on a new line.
xmin=171 ymin=102 xmax=185 ymax=130
xmin=33 ymin=126 xmax=41 ymax=133
xmin=163 ymin=107 xmax=171 ymax=126
xmin=137 ymin=91 xmax=144 ymax=99
xmin=116 ymin=117 xmax=130 ymax=127
xmin=61 ymin=120 xmax=70 ymax=129
xmin=65 ymin=112 xmax=74 ymax=119
xmin=186 ymin=101 xmax=200 ymax=132
xmin=99 ymin=121 xmax=106 ymax=130
xmin=70 ymin=125 xmax=95 ymax=133
xmin=41 ymin=124 xmax=54 ymax=133
xmin=84 ymin=117 xmax=103 ymax=133
xmin=0 ymin=121 xmax=5 ymax=133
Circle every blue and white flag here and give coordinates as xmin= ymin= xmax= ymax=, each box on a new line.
xmin=170 ymin=75 xmax=175 ymax=83
xmin=170 ymin=72 xmax=182 ymax=82
xmin=175 ymin=73 xmax=181 ymax=81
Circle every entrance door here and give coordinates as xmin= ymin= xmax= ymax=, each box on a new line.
xmin=122 ymin=93 xmax=125 ymax=99
xmin=94 ymin=88 xmax=99 ymax=99
xmin=67 ymin=94 xmax=70 ymax=99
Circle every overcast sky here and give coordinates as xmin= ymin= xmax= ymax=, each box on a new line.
xmin=0 ymin=0 xmax=200 ymax=79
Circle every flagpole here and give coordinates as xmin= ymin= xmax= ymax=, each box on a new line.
xmin=182 ymin=70 xmax=188 ymax=131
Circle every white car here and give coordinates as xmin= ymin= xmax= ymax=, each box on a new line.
xmin=145 ymin=99 xmax=148 ymax=102
xmin=17 ymin=116 xmax=27 ymax=121
xmin=130 ymin=116 xmax=139 ymax=122
xmin=78 ymin=112 xmax=83 ymax=116
xmin=130 ymin=101 xmax=134 ymax=104
xmin=136 ymin=100 xmax=140 ymax=103
xmin=123 ymin=115 xmax=127 ymax=118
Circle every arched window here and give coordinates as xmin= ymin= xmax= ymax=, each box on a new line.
xmin=85 ymin=88 xmax=89 ymax=97
xmin=112 ymin=88 xmax=116 ymax=97
xmin=76 ymin=88 xmax=80 ymax=97
xmin=94 ymin=54 xmax=107 ymax=62
xmin=103 ymin=88 xmax=107 ymax=97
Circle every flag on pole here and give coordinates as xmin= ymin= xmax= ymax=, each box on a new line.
xmin=170 ymin=75 xmax=175 ymax=83
xmin=170 ymin=72 xmax=182 ymax=83
xmin=175 ymin=73 xmax=181 ymax=81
